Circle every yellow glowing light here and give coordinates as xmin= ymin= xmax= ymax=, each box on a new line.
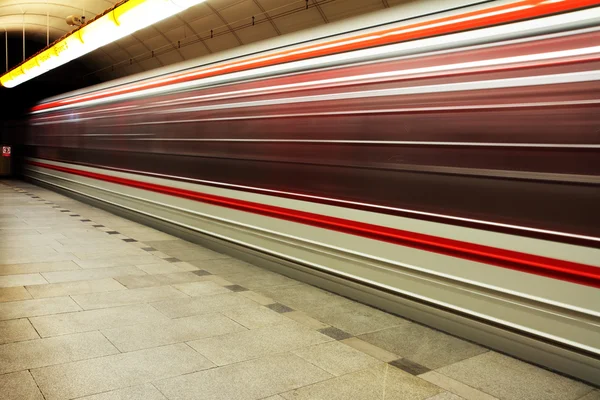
xmin=0 ymin=0 xmax=206 ymax=88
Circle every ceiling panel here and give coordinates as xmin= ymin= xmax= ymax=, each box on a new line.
xmin=2 ymin=0 xmax=391 ymax=83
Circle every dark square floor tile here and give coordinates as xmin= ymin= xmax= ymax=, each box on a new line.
xmin=164 ymin=257 xmax=180 ymax=263
xmin=70 ymin=214 xmax=80 ymax=217
xmin=265 ymin=303 xmax=294 ymax=314
xmin=192 ymin=270 xmax=212 ymax=276
xmin=122 ymin=238 xmax=137 ymax=243
xmin=92 ymin=225 xmax=104 ymax=228
xmin=60 ymin=210 xmax=70 ymax=212
xmin=80 ymin=219 xmax=91 ymax=222
xmin=389 ymin=358 xmax=430 ymax=376
xmin=106 ymin=231 xmax=120 ymax=235
xmin=318 ymin=327 xmax=353 ymax=341
xmin=225 ymin=285 xmax=249 ymax=293
xmin=141 ymin=247 xmax=156 ymax=252
xmin=52 ymin=206 xmax=61 ymax=208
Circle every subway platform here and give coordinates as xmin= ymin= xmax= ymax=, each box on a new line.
xmin=1 ymin=180 xmax=598 ymax=400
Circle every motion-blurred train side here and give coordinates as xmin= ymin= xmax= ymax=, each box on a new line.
xmin=25 ymin=0 xmax=600 ymax=384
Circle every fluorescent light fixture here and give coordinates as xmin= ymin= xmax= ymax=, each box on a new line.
xmin=0 ymin=0 xmax=206 ymax=88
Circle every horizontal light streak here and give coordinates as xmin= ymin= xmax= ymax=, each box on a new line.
xmin=32 ymin=99 xmax=600 ymax=126
xmin=31 ymin=5 xmax=600 ymax=114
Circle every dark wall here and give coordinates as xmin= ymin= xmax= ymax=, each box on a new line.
xmin=1 ymin=35 xmax=101 ymax=177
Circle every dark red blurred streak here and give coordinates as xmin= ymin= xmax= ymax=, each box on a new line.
xmin=29 ymin=160 xmax=600 ymax=288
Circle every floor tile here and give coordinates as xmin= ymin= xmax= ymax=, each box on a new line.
xmin=293 ymin=340 xmax=381 ymax=376
xmin=101 ymin=312 xmax=246 ymax=352
xmin=75 ymin=384 xmax=167 ymax=400
xmin=192 ymin=258 xmax=263 ymax=276
xmin=318 ymin=326 xmax=352 ymax=340
xmin=136 ymin=262 xmax=183 ymax=275
xmin=280 ymin=363 xmax=442 ymax=400
xmin=0 ymin=370 xmax=44 ymax=400
xmin=25 ymin=278 xmax=126 ymax=298
xmin=30 ymin=304 xmax=171 ymax=337
xmin=223 ymin=270 xmax=299 ymax=290
xmin=151 ymin=292 xmax=257 ymax=318
xmin=307 ymin=301 xmax=403 ymax=335
xmin=0 ymin=286 xmax=32 ymax=302
xmin=0 ymin=296 xmax=81 ymax=320
xmin=435 ymin=351 xmax=593 ymax=400
xmin=154 ymin=353 xmax=332 ymax=400
xmin=579 ymin=390 xmax=600 ymax=400
xmin=426 ymin=392 xmax=466 ymax=400
xmin=187 ymin=321 xmax=332 ymax=365
xmin=32 ymin=343 xmax=214 ymax=400
xmin=390 ymin=358 xmax=431 ymax=375
xmin=72 ymin=286 xmax=188 ymax=310
xmin=284 ymin=311 xmax=329 ymax=329
xmin=42 ymin=266 xmax=147 ymax=283
xmin=0 ymin=273 xmax=47 ymax=287
xmin=257 ymin=284 xmax=354 ymax=312
xmin=223 ymin=305 xmax=291 ymax=329
xmin=266 ymin=303 xmax=294 ymax=313
xmin=115 ymin=272 xmax=205 ymax=289
xmin=73 ymin=255 xmax=157 ymax=269
xmin=0 ymin=318 xmax=39 ymax=344
xmin=341 ymin=337 xmax=399 ymax=362
xmin=358 ymin=324 xmax=487 ymax=369
xmin=172 ymin=281 xmax=230 ymax=297
xmin=238 ymin=290 xmax=274 ymax=305
xmin=419 ymin=371 xmax=497 ymax=400
xmin=0 ymin=331 xmax=118 ymax=374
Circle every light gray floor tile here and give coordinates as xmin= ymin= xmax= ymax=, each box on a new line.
xmin=0 ymin=331 xmax=118 ymax=374
xmin=151 ymin=292 xmax=257 ymax=318
xmin=32 ymin=343 xmax=214 ymax=400
xmin=0 ymin=273 xmax=47 ymax=288
xmin=257 ymin=284 xmax=354 ymax=312
xmin=222 ymin=270 xmax=299 ymax=290
xmin=75 ymin=384 xmax=167 ymax=400
xmin=42 ymin=266 xmax=147 ymax=283
xmin=419 ymin=371 xmax=497 ymax=400
xmin=192 ymin=258 xmax=264 ymax=276
xmin=0 ymin=286 xmax=32 ymax=302
xmin=0 ymin=261 xmax=80 ymax=276
xmin=426 ymin=392 xmax=465 ymax=400
xmin=435 ymin=352 xmax=593 ymax=400
xmin=187 ymin=320 xmax=332 ymax=365
xmin=136 ymin=262 xmax=184 ymax=275
xmin=101 ymin=312 xmax=246 ymax=352
xmin=280 ymin=363 xmax=443 ymax=400
xmin=154 ymin=352 xmax=332 ymax=400
xmin=0 ymin=370 xmax=45 ymax=400
xmin=223 ymin=305 xmax=291 ymax=329
xmin=292 ymin=340 xmax=381 ymax=376
xmin=239 ymin=290 xmax=276 ymax=306
xmin=0 ymin=318 xmax=39 ymax=344
xmin=1 ymin=253 xmax=78 ymax=266
xmin=358 ymin=324 xmax=487 ymax=369
xmin=74 ymin=255 xmax=158 ymax=269
xmin=172 ymin=281 xmax=230 ymax=297
xmin=0 ymin=296 xmax=81 ymax=320
xmin=579 ymin=390 xmax=600 ymax=400
xmin=307 ymin=301 xmax=404 ymax=335
xmin=72 ymin=285 xmax=188 ymax=310
xmin=30 ymin=304 xmax=171 ymax=337
xmin=340 ymin=337 xmax=399 ymax=362
xmin=115 ymin=272 xmax=205 ymax=289
xmin=25 ymin=278 xmax=126 ymax=298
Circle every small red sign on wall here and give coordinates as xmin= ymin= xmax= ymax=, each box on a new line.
xmin=2 ymin=146 xmax=10 ymax=157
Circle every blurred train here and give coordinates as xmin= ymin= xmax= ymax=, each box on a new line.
xmin=24 ymin=0 xmax=600 ymax=384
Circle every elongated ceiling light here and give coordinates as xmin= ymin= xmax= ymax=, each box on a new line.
xmin=0 ymin=0 xmax=206 ymax=88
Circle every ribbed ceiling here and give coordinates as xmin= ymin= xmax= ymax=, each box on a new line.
xmin=0 ymin=0 xmax=412 ymax=82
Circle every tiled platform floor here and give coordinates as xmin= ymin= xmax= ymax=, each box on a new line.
xmin=1 ymin=180 xmax=598 ymax=400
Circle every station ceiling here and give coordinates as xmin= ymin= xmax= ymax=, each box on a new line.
xmin=1 ymin=0 xmax=409 ymax=82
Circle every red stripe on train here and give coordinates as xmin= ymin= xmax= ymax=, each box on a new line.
xmin=28 ymin=160 xmax=600 ymax=288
